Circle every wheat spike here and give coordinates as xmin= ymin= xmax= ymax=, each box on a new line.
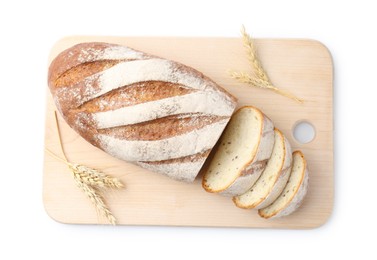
xmin=240 ymin=25 xmax=269 ymax=82
xmin=69 ymin=163 xmax=124 ymax=189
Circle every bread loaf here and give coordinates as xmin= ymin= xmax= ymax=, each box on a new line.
xmin=202 ymin=106 xmax=275 ymax=196
xmin=258 ymin=151 xmax=309 ymax=218
xmin=48 ymin=42 xmax=237 ymax=182
xmin=233 ymin=129 xmax=292 ymax=209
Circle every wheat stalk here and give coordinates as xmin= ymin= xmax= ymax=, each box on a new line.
xmin=230 ymin=26 xmax=303 ymax=103
xmin=45 ymin=111 xmax=123 ymax=225
xmin=240 ymin=25 xmax=269 ymax=82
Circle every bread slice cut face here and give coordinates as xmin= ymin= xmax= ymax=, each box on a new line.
xmin=258 ymin=151 xmax=309 ymax=219
xmin=233 ymin=129 xmax=292 ymax=209
xmin=202 ymin=106 xmax=274 ymax=196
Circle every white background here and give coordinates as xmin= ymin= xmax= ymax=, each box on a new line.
xmin=1 ymin=0 xmax=376 ymax=259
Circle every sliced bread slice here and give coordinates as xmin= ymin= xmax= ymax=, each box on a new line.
xmin=202 ymin=106 xmax=275 ymax=197
xmin=258 ymin=151 xmax=309 ymax=219
xmin=233 ymin=129 xmax=292 ymax=209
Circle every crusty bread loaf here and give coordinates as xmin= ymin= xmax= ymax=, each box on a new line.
xmin=233 ymin=129 xmax=292 ymax=209
xmin=48 ymin=42 xmax=237 ymax=182
xmin=202 ymin=106 xmax=275 ymax=196
xmin=258 ymin=151 xmax=309 ymax=218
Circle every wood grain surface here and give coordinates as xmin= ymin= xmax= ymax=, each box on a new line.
xmin=43 ymin=36 xmax=333 ymax=228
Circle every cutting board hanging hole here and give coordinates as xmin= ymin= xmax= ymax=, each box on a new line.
xmin=292 ymin=120 xmax=316 ymax=144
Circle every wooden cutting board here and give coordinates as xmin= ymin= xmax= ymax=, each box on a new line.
xmin=43 ymin=36 xmax=333 ymax=228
